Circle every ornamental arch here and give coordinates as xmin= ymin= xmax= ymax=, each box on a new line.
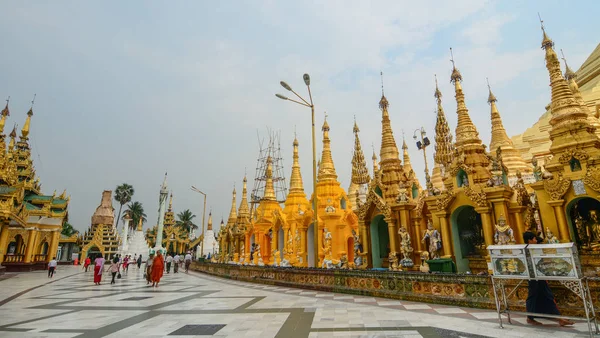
xmin=450 ymin=205 xmax=482 ymax=273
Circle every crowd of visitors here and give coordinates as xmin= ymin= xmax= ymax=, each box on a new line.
xmin=69 ymin=251 xmax=195 ymax=288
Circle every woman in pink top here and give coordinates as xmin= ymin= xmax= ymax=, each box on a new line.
xmin=94 ymin=255 xmax=105 ymax=285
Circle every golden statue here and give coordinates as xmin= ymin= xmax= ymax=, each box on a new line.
xmin=323 ymin=227 xmax=333 ymax=258
xmin=420 ymin=251 xmax=430 ymax=272
xmin=494 ymin=215 xmax=516 ymax=245
xmin=388 ymin=251 xmax=400 ymax=271
xmin=294 ymin=229 xmax=302 ymax=264
xmin=398 ymin=225 xmax=414 ymax=267
xmin=421 ymin=220 xmax=441 ymax=259
xmin=546 ymin=227 xmax=559 ymax=244
xmin=339 ymin=254 xmax=348 ymax=269
xmin=587 ymin=210 xmax=600 ymax=250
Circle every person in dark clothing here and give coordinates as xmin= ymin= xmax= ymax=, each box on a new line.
xmin=523 ymin=231 xmax=574 ymax=326
xmin=137 ymin=255 xmax=142 ymax=269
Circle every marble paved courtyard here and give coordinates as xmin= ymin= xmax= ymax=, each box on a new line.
xmin=0 ymin=265 xmax=593 ymax=337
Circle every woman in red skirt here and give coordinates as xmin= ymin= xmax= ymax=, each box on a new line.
xmin=93 ymin=255 xmax=105 ymax=285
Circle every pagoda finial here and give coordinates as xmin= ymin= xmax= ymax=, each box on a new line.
xmin=433 ymin=75 xmax=454 ymax=169
xmin=226 ymin=183 xmax=238 ymax=226
xmin=486 ymin=78 xmax=497 ymax=103
xmin=449 ymin=48 xmax=482 ymax=150
xmin=487 ymin=79 xmax=512 ymax=151
xmin=238 ymin=173 xmax=250 ymax=218
xmin=207 ymin=211 xmax=213 ymax=231
xmin=0 ymin=96 xmax=10 ymax=135
xmin=560 ymin=49 xmax=576 ymax=80
xmin=450 ymin=48 xmax=462 ymax=83
xmin=168 ymin=191 xmax=173 ymax=210
xmin=539 ymin=17 xmax=589 ymax=128
xmin=351 ymin=118 xmax=370 ymax=185
xmin=539 ymin=13 xmax=554 ymax=49
xmin=371 ymin=144 xmax=379 ymax=174
xmin=288 ymin=134 xmax=305 ymax=195
xmin=263 ymin=156 xmax=277 ymax=200
xmin=379 ymin=71 xmax=389 ymax=110
xmin=318 ymin=113 xmax=338 ymax=182
xmin=20 ymin=95 xmax=36 ymax=139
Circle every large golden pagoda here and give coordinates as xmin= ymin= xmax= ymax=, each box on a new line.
xmin=0 ymin=104 xmax=69 ymax=271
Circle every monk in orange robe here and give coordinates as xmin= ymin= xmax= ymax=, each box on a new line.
xmin=151 ymin=251 xmax=165 ymax=287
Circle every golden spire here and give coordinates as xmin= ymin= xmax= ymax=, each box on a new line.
xmin=318 ymin=114 xmax=338 ymax=181
xmin=378 ymin=71 xmax=401 ymax=163
xmin=401 ymin=132 xmax=413 ymax=173
xmin=168 ymin=192 xmax=174 ymax=211
xmin=226 ymin=185 xmax=237 ymax=225
xmin=449 ymin=48 xmax=483 ymax=150
xmin=137 ymin=217 xmax=143 ymax=231
xmin=207 ymin=211 xmax=213 ymax=231
xmin=8 ymin=125 xmax=16 ymax=149
xmin=539 ymin=17 xmax=589 ymax=127
xmin=0 ymin=97 xmax=10 ymax=135
xmin=351 ymin=117 xmax=370 ymax=185
xmin=263 ymin=156 xmax=277 ymax=200
xmin=372 ymin=147 xmax=379 ymax=174
xmin=433 ymin=74 xmax=454 ymax=168
xmin=288 ymin=135 xmax=306 ymax=195
xmin=21 ymin=95 xmax=35 ymax=139
xmin=487 ymin=79 xmax=513 ymax=152
xmin=560 ymin=49 xmax=593 ymax=117
xmin=238 ymin=175 xmax=250 ymax=218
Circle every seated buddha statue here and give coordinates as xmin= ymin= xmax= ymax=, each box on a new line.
xmin=587 ymin=210 xmax=600 ymax=250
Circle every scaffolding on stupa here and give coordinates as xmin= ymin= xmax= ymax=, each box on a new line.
xmin=250 ymin=129 xmax=288 ymax=216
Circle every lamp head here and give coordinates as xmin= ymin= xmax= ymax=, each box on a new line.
xmin=275 ymin=94 xmax=289 ymax=100
xmin=280 ymin=81 xmax=292 ymax=91
xmin=303 ymin=73 xmax=310 ymax=86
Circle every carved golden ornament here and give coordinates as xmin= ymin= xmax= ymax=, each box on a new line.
xmin=414 ymin=194 xmax=426 ymax=217
xmin=357 ymin=190 xmax=391 ymax=221
xmin=543 ymin=172 xmax=571 ymax=200
xmin=9 ymin=228 xmax=29 ymax=242
xmin=463 ymin=186 xmax=488 ymax=207
xmin=583 ymin=167 xmax=600 ymax=192
xmin=435 ymin=190 xmax=455 ymax=211
xmin=448 ymin=162 xmax=475 ymax=177
xmin=558 ymin=148 xmax=589 ymax=165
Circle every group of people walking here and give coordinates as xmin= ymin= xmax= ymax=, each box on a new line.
xmin=79 ymin=251 xmax=194 ymax=288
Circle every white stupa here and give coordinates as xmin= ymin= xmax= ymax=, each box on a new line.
xmin=200 ymin=212 xmax=219 ymax=257
xmin=122 ymin=218 xmax=151 ymax=260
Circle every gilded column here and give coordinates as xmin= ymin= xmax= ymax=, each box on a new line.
xmin=49 ymin=231 xmax=60 ymax=261
xmin=386 ymin=217 xmax=398 ymax=253
xmin=359 ymin=221 xmax=369 ymax=266
xmin=476 ymin=207 xmax=494 ymax=247
xmin=24 ymin=230 xmax=37 ymax=263
xmin=413 ymin=218 xmax=423 ymax=252
xmin=436 ymin=214 xmax=452 ymax=257
xmin=548 ymin=200 xmax=570 ymax=242
xmin=0 ymin=223 xmax=10 ymax=263
xmin=300 ymin=227 xmax=308 ymax=266
xmin=509 ymin=206 xmax=526 ymax=244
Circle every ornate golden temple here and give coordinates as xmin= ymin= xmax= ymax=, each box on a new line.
xmin=213 ymin=22 xmax=600 ymax=277
xmin=0 ymin=103 xmax=70 ymax=271
xmin=147 ymin=192 xmax=194 ymax=253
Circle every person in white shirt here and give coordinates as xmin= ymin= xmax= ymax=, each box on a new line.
xmin=184 ymin=252 xmax=192 ymax=273
xmin=173 ymin=254 xmax=180 ymax=273
xmin=166 ymin=254 xmax=173 ymax=273
xmin=48 ymin=257 xmax=58 ymax=278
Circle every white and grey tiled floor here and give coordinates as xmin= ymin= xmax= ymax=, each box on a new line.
xmin=0 ymin=265 xmax=594 ymax=337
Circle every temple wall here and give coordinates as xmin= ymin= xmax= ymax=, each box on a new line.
xmin=192 ymin=262 xmax=599 ymax=318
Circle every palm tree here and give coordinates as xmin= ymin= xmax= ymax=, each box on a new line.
xmin=61 ymin=221 xmax=78 ymax=237
xmin=176 ymin=209 xmax=197 ymax=234
xmin=114 ymin=183 xmax=134 ymax=228
xmin=123 ymin=201 xmax=146 ymax=231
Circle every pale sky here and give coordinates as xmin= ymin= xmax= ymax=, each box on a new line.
xmin=0 ymin=1 xmax=598 ymax=233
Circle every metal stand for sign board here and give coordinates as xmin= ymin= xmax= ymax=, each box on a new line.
xmin=488 ymin=243 xmax=599 ymax=337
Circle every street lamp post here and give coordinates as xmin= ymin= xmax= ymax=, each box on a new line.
xmin=191 ymin=186 xmax=207 ymax=258
xmin=413 ymin=127 xmax=432 ymax=188
xmin=276 ymin=74 xmax=319 ymax=268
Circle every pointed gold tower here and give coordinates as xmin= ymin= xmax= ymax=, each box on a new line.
xmin=264 ymin=156 xmax=277 ymax=200
xmin=377 ymin=76 xmax=406 ymax=202
xmin=401 ymin=137 xmax=413 ymax=176
xmin=487 ymin=81 xmax=532 ymax=177
xmin=318 ymin=117 xmax=338 ymax=182
xmin=540 ymin=23 xmax=600 ymax=162
xmin=289 ymin=136 xmax=306 ymax=195
xmin=561 ymin=50 xmax=600 ymax=134
xmin=163 ymin=192 xmax=176 ymax=227
xmin=238 ymin=175 xmax=250 ymax=219
xmin=446 ymin=49 xmax=490 ymax=185
xmin=226 ymin=186 xmax=237 ymax=227
xmin=432 ymin=76 xmax=453 ymax=190
xmin=207 ymin=212 xmax=213 ymax=231
xmin=350 ymin=119 xmax=370 ymax=209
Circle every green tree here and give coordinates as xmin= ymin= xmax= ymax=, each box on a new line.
xmin=114 ymin=183 xmax=134 ymax=228
xmin=61 ymin=221 xmax=78 ymax=237
xmin=176 ymin=209 xmax=197 ymax=234
xmin=123 ymin=201 xmax=146 ymax=231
